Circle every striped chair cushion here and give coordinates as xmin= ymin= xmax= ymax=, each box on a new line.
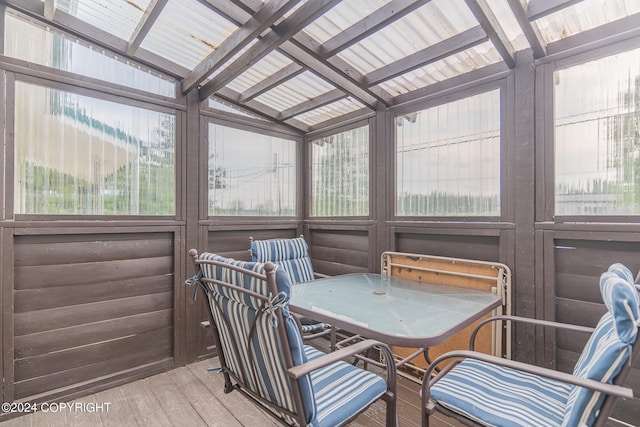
xmin=304 ymin=345 xmax=388 ymax=427
xmin=199 ymin=253 xmax=316 ymax=424
xmin=562 ymin=266 xmax=640 ymax=426
xmin=251 ymin=237 xmax=315 ymax=283
xmin=430 ymin=359 xmax=572 ymax=427
xmin=301 ymin=322 xmax=330 ymax=334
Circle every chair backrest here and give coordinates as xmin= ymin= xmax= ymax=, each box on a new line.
xmin=563 ymin=263 xmax=640 ymax=426
xmin=250 ymin=237 xmax=315 ymax=283
xmin=195 ymin=253 xmax=316 ymax=425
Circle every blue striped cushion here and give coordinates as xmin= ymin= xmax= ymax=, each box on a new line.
xmin=430 ymin=359 xmax=572 ymax=427
xmin=301 ymin=322 xmax=330 ymax=334
xmin=199 ymin=253 xmax=316 ymax=424
xmin=304 ymin=345 xmax=388 ymax=427
xmin=251 ymin=237 xmax=315 ymax=283
xmin=562 ymin=267 xmax=640 ymax=426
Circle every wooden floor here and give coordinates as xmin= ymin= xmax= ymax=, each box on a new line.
xmin=0 ymin=354 xmax=463 ymax=427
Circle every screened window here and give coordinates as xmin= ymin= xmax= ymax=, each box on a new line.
xmin=554 ymin=48 xmax=640 ymax=216
xmin=396 ymin=90 xmax=500 ymax=216
xmin=311 ymin=126 xmax=369 ymax=217
xmin=5 ymin=12 xmax=176 ymax=97
xmin=15 ymin=82 xmax=176 ymax=215
xmin=208 ymin=124 xmax=297 ymax=216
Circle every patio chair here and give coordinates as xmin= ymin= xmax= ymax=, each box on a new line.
xmin=249 ymin=236 xmax=330 ymax=338
xmin=186 ymin=250 xmax=398 ymax=427
xmin=421 ymin=263 xmax=639 ymax=427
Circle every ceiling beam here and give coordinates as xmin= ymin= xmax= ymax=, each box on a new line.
xmin=198 ymin=0 xmax=340 ymax=101
xmin=364 ymin=25 xmax=487 ymax=87
xmin=392 ymin=61 xmax=510 ymax=106
xmin=43 ymin=0 xmax=56 ymax=20
xmin=506 ymin=0 xmax=546 ymax=58
xmin=319 ymin=0 xmax=431 ymax=58
xmin=216 ymin=87 xmax=310 ymax=131
xmin=294 ymin=31 xmax=395 ymax=104
xmin=279 ymin=89 xmax=345 ymax=120
xmin=305 ymin=107 xmax=373 ymax=133
xmin=545 ymin=12 xmax=640 ymax=57
xmin=527 ymin=0 xmax=583 ymax=21
xmin=195 ymin=0 xmax=247 ymax=25
xmin=200 ymin=0 xmax=390 ymax=109
xmin=464 ymin=0 xmax=516 ymax=68
xmin=280 ymin=41 xmax=380 ymax=109
xmin=239 ymin=63 xmax=305 ymax=102
xmin=182 ymin=0 xmax=301 ymax=94
xmin=127 ymin=0 xmax=168 ymax=56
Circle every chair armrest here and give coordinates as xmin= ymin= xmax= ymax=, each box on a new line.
xmin=422 ymin=350 xmax=634 ymax=404
xmin=470 ymin=315 xmax=595 ymax=350
xmin=288 ymin=339 xmax=396 ymax=381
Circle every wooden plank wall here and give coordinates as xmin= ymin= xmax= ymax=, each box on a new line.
xmin=393 ymin=229 xmax=501 ymax=262
xmin=548 ymin=233 xmax=640 ymax=425
xmin=12 ymin=232 xmax=175 ymax=400
xmin=308 ymin=228 xmax=370 ymax=276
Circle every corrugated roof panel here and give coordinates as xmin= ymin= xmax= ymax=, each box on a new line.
xmin=302 ymin=0 xmax=390 ymax=44
xmin=532 ymin=0 xmax=640 ymax=44
xmin=484 ymin=0 xmax=530 ymax=51
xmin=208 ymin=97 xmax=268 ymax=121
xmin=337 ymin=0 xmax=477 ymax=75
xmin=226 ymin=51 xmax=293 ymax=94
xmin=57 ymin=0 xmax=150 ymax=41
xmin=255 ymin=71 xmax=336 ymax=111
xmin=295 ymin=98 xmax=365 ymax=126
xmin=377 ymin=41 xmax=502 ymax=96
xmin=140 ymin=0 xmax=238 ymax=70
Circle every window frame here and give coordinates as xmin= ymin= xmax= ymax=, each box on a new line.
xmin=202 ymin=114 xmax=304 ymax=221
xmin=388 ymin=79 xmax=510 ymax=222
xmin=306 ymin=119 xmax=374 ymax=220
xmin=537 ymin=36 xmax=640 ymax=224
xmin=9 ymin=73 xmax=182 ymax=221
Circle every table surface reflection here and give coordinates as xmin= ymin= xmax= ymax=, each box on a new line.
xmin=289 ymin=273 xmax=502 ymax=347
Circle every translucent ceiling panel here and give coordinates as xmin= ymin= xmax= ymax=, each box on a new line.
xmin=484 ymin=0 xmax=530 ymax=51
xmin=377 ymin=41 xmax=502 ymax=96
xmin=57 ymin=0 xmax=150 ymax=40
xmin=303 ymin=0 xmax=390 ymax=44
xmin=337 ymin=0 xmax=477 ymax=75
xmin=140 ymin=0 xmax=238 ymax=70
xmin=296 ymin=98 xmax=365 ymax=126
xmin=533 ymin=0 xmax=640 ymax=44
xmin=255 ymin=72 xmax=336 ymax=111
xmin=208 ymin=97 xmax=267 ymax=121
xmin=226 ymin=51 xmax=293 ymax=94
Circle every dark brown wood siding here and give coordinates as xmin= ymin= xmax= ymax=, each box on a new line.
xmin=550 ymin=234 xmax=640 ymax=424
xmin=394 ymin=229 xmax=500 ymax=262
xmin=13 ymin=232 xmax=174 ymax=399
xmin=309 ymin=228 xmax=370 ymax=275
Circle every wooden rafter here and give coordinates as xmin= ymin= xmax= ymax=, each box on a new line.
xmin=506 ymin=0 xmax=546 ymax=58
xmin=239 ymin=63 xmax=305 ymax=103
xmin=127 ymin=0 xmax=168 ymax=56
xmin=43 ymin=0 xmax=56 ymax=20
xmin=197 ymin=0 xmax=341 ymax=100
xmin=181 ymin=0 xmax=301 ymax=94
xmin=319 ymin=0 xmax=431 ymax=58
xmin=279 ymin=89 xmax=345 ymax=121
xmin=527 ymin=0 xmax=584 ymax=21
xmin=364 ymin=26 xmax=488 ymax=87
xmin=464 ymin=0 xmax=516 ymax=68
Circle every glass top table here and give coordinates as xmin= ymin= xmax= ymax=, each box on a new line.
xmin=289 ymin=273 xmax=502 ymax=348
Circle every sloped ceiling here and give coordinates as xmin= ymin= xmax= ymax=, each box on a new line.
xmin=5 ymin=0 xmax=640 ymax=132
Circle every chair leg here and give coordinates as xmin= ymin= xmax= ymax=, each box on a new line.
xmin=387 ymin=399 xmax=398 ymax=427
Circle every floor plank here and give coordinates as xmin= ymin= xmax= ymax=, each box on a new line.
xmin=0 ymin=354 xmax=461 ymax=427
